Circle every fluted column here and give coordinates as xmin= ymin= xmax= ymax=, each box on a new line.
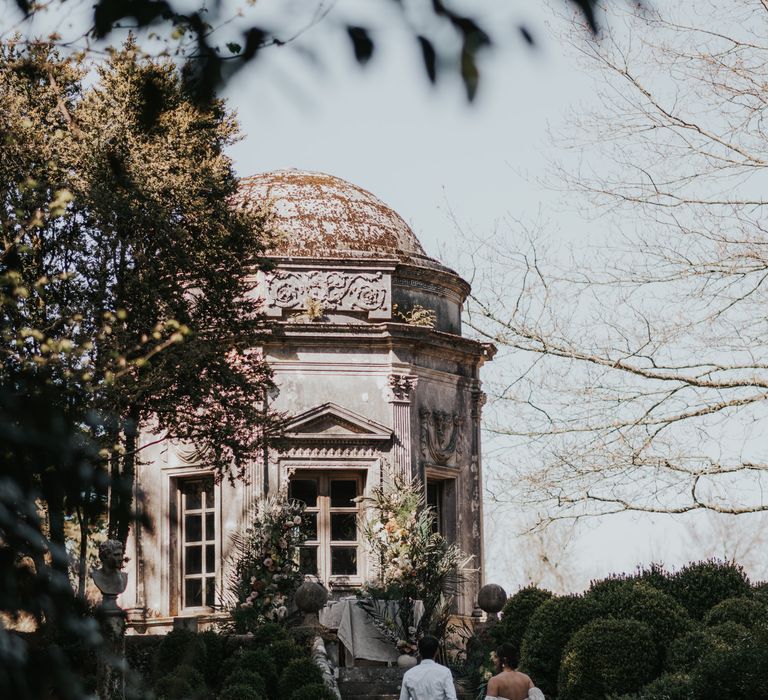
xmin=388 ymin=374 xmax=418 ymax=480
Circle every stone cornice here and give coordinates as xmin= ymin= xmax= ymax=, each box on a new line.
xmin=266 ymin=321 xmax=494 ymax=362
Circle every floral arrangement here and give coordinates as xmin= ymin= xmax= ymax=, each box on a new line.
xmin=228 ymin=490 xmax=306 ymax=627
xmin=358 ymin=472 xmax=470 ymax=654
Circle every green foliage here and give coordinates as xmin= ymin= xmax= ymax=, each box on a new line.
xmin=666 ymin=629 xmax=716 ymax=674
xmin=2 ymin=39 xmax=277 ymax=543
xmin=154 ymin=665 xmax=205 ymax=699
xmin=222 ymin=649 xmax=277 ymax=696
xmin=218 ymin=685 xmax=264 ymax=700
xmin=289 ymin=683 xmax=337 ymax=700
xmin=155 ymin=629 xmax=207 ymax=676
xmin=689 ymin=624 xmax=768 ymax=699
xmin=587 ymin=564 xmax=670 ymax=600
xmin=519 ymin=594 xmax=599 ymax=696
xmin=704 ymin=596 xmax=768 ymax=629
xmin=558 ymin=618 xmax=657 ymax=700
xmin=667 ymin=561 xmax=751 ymax=620
xmin=612 ymin=672 xmax=694 ymax=700
xmin=223 ymin=670 xmax=267 ymax=696
xmin=201 ymin=630 xmax=227 ymax=687
xmin=706 ymin=621 xmax=750 ymax=645
xmin=490 ymin=586 xmax=554 ymax=658
xmin=588 ymin=582 xmax=692 ymax=662
xmin=268 ymin=640 xmax=306 ymax=664
xmin=277 ymin=658 xmax=325 ymax=698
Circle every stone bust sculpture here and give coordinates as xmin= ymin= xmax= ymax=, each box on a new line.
xmin=91 ymin=539 xmax=128 ymax=605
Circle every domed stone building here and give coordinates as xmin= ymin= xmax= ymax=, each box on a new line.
xmin=123 ymin=170 xmax=494 ymax=633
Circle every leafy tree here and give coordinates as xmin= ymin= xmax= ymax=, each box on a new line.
xmin=2 ymin=40 xmax=278 ymax=546
xmin=468 ymin=0 xmax=768 ymax=523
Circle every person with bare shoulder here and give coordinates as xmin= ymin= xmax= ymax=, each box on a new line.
xmin=484 ymin=644 xmax=544 ymax=700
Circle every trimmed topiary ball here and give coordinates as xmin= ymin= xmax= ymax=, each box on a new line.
xmin=588 ymin=581 xmax=692 ymax=665
xmin=706 ymin=621 xmax=750 ymax=646
xmin=704 ymin=596 xmax=768 ymax=629
xmin=558 ymin=618 xmax=657 ymax=700
xmin=218 ymin=684 xmax=264 ymax=700
xmin=155 ymin=629 xmax=207 ymax=676
xmin=625 ymin=672 xmax=694 ymax=700
xmin=278 ymin=658 xmax=324 ymax=698
xmin=223 ymin=669 xmax=267 ymax=696
xmin=154 ymin=666 xmax=205 ymax=700
xmin=154 ymin=674 xmax=193 ymax=700
xmin=666 ymin=628 xmax=718 ymax=674
xmin=268 ymin=640 xmax=306 ymax=665
xmin=250 ymin=623 xmax=290 ymax=646
xmin=667 ymin=561 xmax=751 ymax=621
xmin=490 ymin=586 xmax=554 ymax=659
xmin=689 ymin=623 xmax=768 ymax=699
xmin=289 ymin=683 xmax=337 ymax=700
xmin=519 ymin=594 xmax=599 ymax=696
xmin=219 ymin=648 xmax=278 ymax=696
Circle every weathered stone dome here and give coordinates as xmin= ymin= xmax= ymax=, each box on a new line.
xmin=238 ymin=169 xmax=430 ymax=262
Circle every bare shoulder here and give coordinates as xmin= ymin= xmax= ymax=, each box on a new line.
xmin=487 ymin=674 xmax=500 ymax=694
xmin=516 ymin=671 xmax=534 ymax=688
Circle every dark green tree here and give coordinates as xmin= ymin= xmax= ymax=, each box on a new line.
xmin=2 ymin=40 xmax=278 ymax=545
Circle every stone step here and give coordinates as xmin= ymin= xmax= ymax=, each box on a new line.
xmin=339 ymin=667 xmax=405 ymax=683
xmin=339 ymin=682 xmax=403 ymax=695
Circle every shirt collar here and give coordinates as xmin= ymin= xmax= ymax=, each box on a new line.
xmin=420 ymin=659 xmax=436 ymax=665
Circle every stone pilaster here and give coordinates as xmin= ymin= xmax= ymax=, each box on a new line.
xmin=469 ymin=389 xmax=487 ymax=592
xmin=388 ymin=374 xmax=418 ymax=480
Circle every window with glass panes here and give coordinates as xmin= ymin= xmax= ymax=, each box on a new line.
xmin=288 ymin=472 xmax=362 ymax=585
xmin=179 ymin=478 xmax=216 ymax=609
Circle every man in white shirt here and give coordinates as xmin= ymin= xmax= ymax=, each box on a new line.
xmin=399 ymin=636 xmax=458 ymax=700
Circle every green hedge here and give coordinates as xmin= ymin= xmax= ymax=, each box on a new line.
xmin=491 ymin=586 xmax=553 ymax=660
xmin=218 ymin=685 xmax=264 ymax=700
xmin=704 ymin=596 xmax=767 ymax=629
xmin=689 ymin=623 xmax=768 ymax=699
xmin=222 ymin=649 xmax=278 ymax=695
xmin=589 ymin=582 xmax=692 ymax=665
xmin=558 ymin=618 xmax=657 ymax=700
xmin=519 ymin=594 xmax=599 ymax=696
xmin=155 ymin=629 xmax=207 ymax=677
xmin=290 ymin=683 xmax=338 ymax=700
xmin=277 ymin=658 xmax=325 ymax=698
xmin=667 ymin=561 xmax=751 ymax=621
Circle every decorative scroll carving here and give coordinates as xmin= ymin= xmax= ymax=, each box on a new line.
xmin=388 ymin=374 xmax=418 ymax=402
xmin=420 ymin=409 xmax=462 ymax=465
xmin=265 ymin=270 xmax=390 ymax=318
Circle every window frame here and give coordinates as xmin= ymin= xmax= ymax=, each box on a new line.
xmin=171 ymin=474 xmax=220 ymax=614
xmin=289 ymin=469 xmax=365 ymax=588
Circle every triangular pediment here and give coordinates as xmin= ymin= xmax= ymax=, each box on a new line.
xmin=284 ymin=402 xmax=392 ymax=442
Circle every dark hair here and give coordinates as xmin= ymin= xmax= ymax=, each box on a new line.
xmin=496 ymin=643 xmax=518 ymax=669
xmin=418 ymin=636 xmax=440 ymax=659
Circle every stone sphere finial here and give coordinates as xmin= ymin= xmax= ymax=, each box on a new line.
xmin=295 ymin=580 xmax=328 ymax=613
xmin=477 ymin=583 xmax=507 ymax=620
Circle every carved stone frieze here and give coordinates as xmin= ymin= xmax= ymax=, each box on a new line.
xmin=264 ymin=270 xmax=391 ymax=319
xmin=388 ymin=374 xmax=418 ymax=403
xmin=420 ymin=408 xmax=462 ymax=465
xmin=278 ymin=444 xmax=381 ymax=459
